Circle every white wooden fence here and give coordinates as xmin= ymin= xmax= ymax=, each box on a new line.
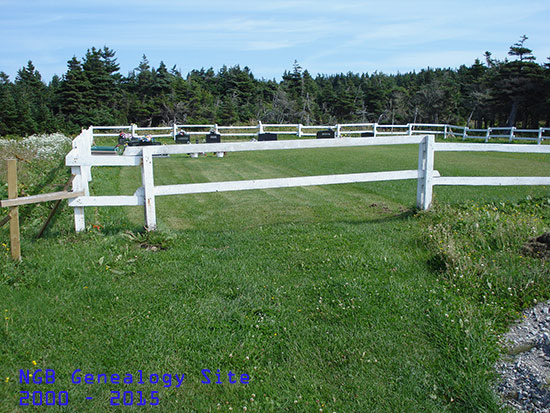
xmin=91 ymin=122 xmax=550 ymax=144
xmin=65 ymin=125 xmax=550 ymax=232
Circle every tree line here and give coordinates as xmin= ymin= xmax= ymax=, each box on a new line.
xmin=1 ymin=36 xmax=549 ymax=136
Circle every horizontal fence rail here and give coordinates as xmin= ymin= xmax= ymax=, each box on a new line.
xmin=432 ymin=142 xmax=550 ymax=187
xmin=90 ymin=122 xmax=550 ymax=144
xmin=122 ymin=136 xmax=425 ymax=157
xmin=66 ymin=125 xmax=550 ymax=232
xmin=153 ymin=170 xmax=436 ymax=197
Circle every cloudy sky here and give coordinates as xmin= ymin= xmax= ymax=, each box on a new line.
xmin=1 ymin=0 xmax=549 ymax=82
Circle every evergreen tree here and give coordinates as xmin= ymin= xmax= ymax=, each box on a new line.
xmin=282 ymin=60 xmax=303 ymax=101
xmin=0 ymin=72 xmax=18 ymax=134
xmin=135 ymin=55 xmax=155 ymax=98
xmin=14 ymin=61 xmax=50 ymax=134
xmin=125 ymin=55 xmax=157 ymax=125
xmin=491 ymin=36 xmax=544 ymax=127
xmin=219 ymin=94 xmax=239 ymax=124
xmin=153 ymin=61 xmax=172 ymax=96
xmin=81 ymin=46 xmax=122 ymax=124
xmin=299 ymin=70 xmax=319 ymax=124
xmin=508 ymin=35 xmax=536 ymax=62
xmin=59 ymin=56 xmax=91 ymax=130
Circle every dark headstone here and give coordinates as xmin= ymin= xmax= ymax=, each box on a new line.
xmin=206 ymin=132 xmax=221 ymax=143
xmin=175 ymin=132 xmax=190 ymax=144
xmin=316 ymin=129 xmax=335 ymax=139
xmin=361 ymin=131 xmax=375 ymax=137
xmin=258 ymin=133 xmax=278 ymax=141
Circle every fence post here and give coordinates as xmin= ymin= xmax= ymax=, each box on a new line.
xmin=336 ymin=124 xmax=341 ymax=138
xmin=408 ymin=123 xmax=412 ymax=136
xmin=538 ymin=128 xmax=543 ymax=145
xmin=70 ymin=128 xmax=91 ymax=232
xmin=444 ymin=124 xmax=448 ymax=140
xmin=416 ymin=135 xmax=434 ymax=210
xmin=84 ymin=127 xmax=93 ymax=182
xmin=373 ymin=123 xmax=378 ymax=137
xmin=131 ymin=123 xmax=137 ymax=136
xmin=462 ymin=127 xmax=468 ymax=141
xmin=509 ymin=126 xmax=515 ymax=143
xmin=258 ymin=120 xmax=264 ymax=134
xmin=172 ymin=124 xmax=177 ymax=141
xmin=298 ymin=123 xmax=303 ymax=138
xmin=141 ymin=148 xmax=157 ymax=230
xmin=485 ymin=128 xmax=491 ymax=143
xmin=71 ymin=165 xmax=88 ymax=232
xmin=7 ymin=159 xmax=21 ymax=260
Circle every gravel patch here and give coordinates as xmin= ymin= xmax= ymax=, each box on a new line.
xmin=496 ymin=301 xmax=550 ymax=412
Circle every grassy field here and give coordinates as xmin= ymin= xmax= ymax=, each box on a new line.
xmin=1 ymin=141 xmax=549 ymax=412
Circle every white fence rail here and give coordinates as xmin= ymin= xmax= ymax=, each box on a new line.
xmin=66 ymin=126 xmax=550 ymax=232
xmin=90 ymin=122 xmax=550 ymax=143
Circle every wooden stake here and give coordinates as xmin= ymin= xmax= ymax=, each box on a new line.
xmin=7 ymin=159 xmax=21 ymax=261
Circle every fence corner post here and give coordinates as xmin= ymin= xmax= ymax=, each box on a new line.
xmin=416 ymin=135 xmax=434 ymax=210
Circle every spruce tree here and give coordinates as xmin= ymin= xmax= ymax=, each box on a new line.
xmin=14 ymin=61 xmax=49 ymax=133
xmin=59 ymin=56 xmax=91 ymax=129
xmin=0 ymin=72 xmax=18 ymax=135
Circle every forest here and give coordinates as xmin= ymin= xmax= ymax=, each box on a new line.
xmin=0 ymin=36 xmax=549 ymax=135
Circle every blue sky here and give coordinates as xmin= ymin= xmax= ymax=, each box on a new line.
xmin=1 ymin=0 xmax=549 ymax=82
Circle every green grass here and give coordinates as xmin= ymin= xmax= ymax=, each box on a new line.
xmin=1 ymin=143 xmax=549 ymax=412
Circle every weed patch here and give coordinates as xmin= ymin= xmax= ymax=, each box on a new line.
xmin=421 ymin=198 xmax=550 ymax=322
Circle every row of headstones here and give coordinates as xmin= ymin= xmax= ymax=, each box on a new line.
xmin=173 ymin=129 xmax=376 ymax=144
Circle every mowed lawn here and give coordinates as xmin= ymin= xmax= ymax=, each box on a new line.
xmin=1 ymin=143 xmax=549 ymax=412
xmin=119 ymin=144 xmax=550 ymax=230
